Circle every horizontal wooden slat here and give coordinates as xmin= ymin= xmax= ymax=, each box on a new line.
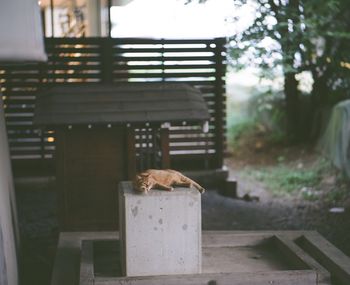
xmin=46 ymin=73 xmax=101 ymax=79
xmin=113 ymin=64 xmax=217 ymax=70
xmin=113 ymin=56 xmax=219 ymax=61
xmin=48 ymin=56 xmax=102 ymax=62
xmin=112 ymin=47 xmax=216 ymax=53
xmin=111 ymin=38 xmax=219 ymax=44
xmin=0 ymin=37 xmax=226 ymax=169
xmin=44 ymin=65 xmax=102 ymax=71
xmin=112 ymin=72 xmax=215 ymax=79
xmin=0 ymin=82 xmax=43 ymax=87
xmin=45 ymin=38 xmax=102 ymax=44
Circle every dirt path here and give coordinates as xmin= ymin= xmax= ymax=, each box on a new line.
xmin=203 ymin=157 xmax=319 ymax=231
xmin=201 ymin=154 xmax=350 ymax=258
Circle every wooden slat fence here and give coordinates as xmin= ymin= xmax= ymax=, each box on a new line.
xmin=0 ymin=37 xmax=226 ymax=173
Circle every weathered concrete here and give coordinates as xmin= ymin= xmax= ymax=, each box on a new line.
xmin=0 ymin=96 xmax=19 ymax=285
xmin=119 ymin=181 xmax=201 ymax=277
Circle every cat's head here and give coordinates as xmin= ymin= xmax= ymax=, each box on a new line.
xmin=135 ymin=172 xmax=151 ymax=193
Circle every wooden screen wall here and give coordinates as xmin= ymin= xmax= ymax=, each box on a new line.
xmin=0 ymin=37 xmax=226 ymax=173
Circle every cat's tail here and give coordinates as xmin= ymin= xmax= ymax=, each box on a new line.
xmin=191 ymin=182 xmax=205 ymax=194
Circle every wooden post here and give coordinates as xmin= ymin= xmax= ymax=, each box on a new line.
xmin=127 ymin=127 xmax=136 ymax=179
xmin=160 ymin=127 xmax=170 ymax=169
xmin=54 ymin=128 xmax=66 ymax=230
xmin=101 ymin=38 xmax=113 ymax=83
xmin=213 ymin=38 xmax=226 ymax=169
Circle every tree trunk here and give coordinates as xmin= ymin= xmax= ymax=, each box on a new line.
xmin=307 ymin=70 xmax=330 ymax=140
xmin=284 ymin=72 xmax=300 ymax=140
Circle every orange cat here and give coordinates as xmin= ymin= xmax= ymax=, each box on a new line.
xmin=134 ymin=169 xmax=205 ymax=194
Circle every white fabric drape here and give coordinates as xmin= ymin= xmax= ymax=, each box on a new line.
xmin=0 ymin=0 xmax=47 ymax=62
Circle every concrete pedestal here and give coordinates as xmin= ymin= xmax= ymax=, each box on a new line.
xmin=118 ymin=181 xmax=201 ymax=277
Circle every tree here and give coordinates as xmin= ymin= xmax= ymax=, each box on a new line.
xmin=229 ymin=0 xmax=350 ymax=140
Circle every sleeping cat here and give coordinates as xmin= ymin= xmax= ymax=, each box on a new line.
xmin=134 ymin=169 xmax=205 ymax=194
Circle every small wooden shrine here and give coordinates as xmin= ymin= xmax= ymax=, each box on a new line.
xmin=34 ymin=83 xmax=209 ymax=230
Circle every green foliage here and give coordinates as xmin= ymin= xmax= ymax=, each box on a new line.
xmin=243 ymin=158 xmax=332 ymax=197
xmin=323 ymin=172 xmax=350 ymax=204
xmin=226 ymin=82 xmax=290 ymax=148
xmin=248 ymin=88 xmax=286 ymax=131
xmin=226 ymin=83 xmax=288 ymax=148
xmin=226 ymin=82 xmax=259 ymax=148
xmin=228 ymin=119 xmax=256 ymax=148
xmin=229 ymin=0 xmax=350 ymax=102
xmin=186 ymin=0 xmax=350 ymax=138
xmin=324 ymin=186 xmax=348 ymax=204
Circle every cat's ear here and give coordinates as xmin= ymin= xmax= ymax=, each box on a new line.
xmin=140 ymin=172 xmax=150 ymax=177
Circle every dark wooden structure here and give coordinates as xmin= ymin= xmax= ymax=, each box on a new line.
xmin=0 ymin=37 xmax=226 ymax=175
xmin=34 ymin=83 xmax=209 ymax=230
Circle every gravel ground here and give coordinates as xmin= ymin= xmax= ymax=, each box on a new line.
xmin=202 ymin=189 xmax=350 ymax=253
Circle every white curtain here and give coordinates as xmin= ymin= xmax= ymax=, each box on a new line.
xmin=0 ymin=0 xmax=47 ymax=62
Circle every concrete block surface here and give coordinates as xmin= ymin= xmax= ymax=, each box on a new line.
xmin=119 ymin=181 xmax=201 ymax=277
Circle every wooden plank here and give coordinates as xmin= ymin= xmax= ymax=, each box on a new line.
xmin=111 ymin=38 xmax=216 ymax=44
xmin=112 ymin=56 xmax=217 ymax=61
xmin=202 ymin=231 xmax=330 ymax=248
xmin=55 ymin=231 xmax=343 ymax=285
xmin=273 ymin=235 xmax=330 ymax=285
xmin=127 ymin=80 xmax=215 ymax=86
xmin=203 ymin=232 xmax=273 ymax=248
xmin=169 ymin=145 xmax=215 ymax=152
xmin=36 ymin=100 xmax=206 ymax=112
xmin=79 ymin=241 xmax=94 ymax=285
xmin=46 ymin=38 xmax=102 ymax=45
xmin=77 ymin=233 xmax=325 ymax=285
xmin=296 ymin=232 xmax=350 ymax=285
xmin=113 ymin=64 xmax=216 ymax=70
xmin=46 ymin=37 xmax=218 ymax=45
xmin=112 ymin=47 xmax=215 ymax=53
xmin=7 ymin=132 xmax=42 ymax=138
xmin=46 ymin=73 xmax=101 ymax=79
xmin=47 ymin=47 xmax=101 ymax=53
xmin=0 ymin=74 xmax=43 ymax=80
xmin=112 ymin=72 xmax=216 ymax=79
xmin=169 ymin=136 xmax=214 ymax=144
xmin=0 ymin=65 xmax=41 ymax=71
xmin=48 ymin=56 xmax=102 ymax=62
xmin=116 ymin=80 xmax=216 ymax=86
xmin=41 ymin=65 xmax=102 ymax=71
xmin=94 ymin=270 xmax=317 ymax=285
xmin=0 ymin=82 xmax=41 ymax=87
xmin=5 ymin=108 xmax=35 ymax=114
xmin=51 ymin=232 xmax=119 ymax=285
